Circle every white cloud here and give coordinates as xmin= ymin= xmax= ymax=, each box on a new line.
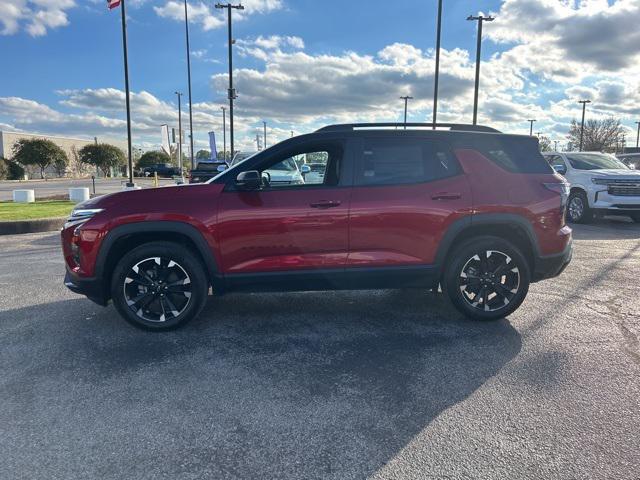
xmin=0 ymin=0 xmax=76 ymax=37
xmin=154 ymin=0 xmax=282 ymax=31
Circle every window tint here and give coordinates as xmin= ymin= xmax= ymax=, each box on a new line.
xmin=355 ymin=138 xmax=460 ymax=186
xmin=464 ymin=136 xmax=554 ymax=174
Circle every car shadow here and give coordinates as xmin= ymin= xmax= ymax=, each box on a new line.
xmin=571 ymin=216 xmax=640 ymax=241
xmin=1 ymin=291 xmax=521 ymax=479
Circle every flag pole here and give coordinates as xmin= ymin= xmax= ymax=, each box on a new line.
xmin=118 ymin=0 xmax=134 ymax=186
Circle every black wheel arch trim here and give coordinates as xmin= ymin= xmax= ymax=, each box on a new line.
xmin=434 ymin=213 xmax=543 ymax=269
xmin=95 ymin=221 xmax=221 ymax=286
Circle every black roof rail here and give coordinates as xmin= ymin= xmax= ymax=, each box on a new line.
xmin=315 ymin=122 xmax=501 ymax=133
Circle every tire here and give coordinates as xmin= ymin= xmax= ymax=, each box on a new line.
xmin=567 ymin=190 xmax=593 ymax=223
xmin=443 ymin=236 xmax=531 ymax=321
xmin=110 ymin=241 xmax=209 ymax=331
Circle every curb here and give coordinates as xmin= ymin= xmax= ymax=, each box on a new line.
xmin=0 ymin=217 xmax=66 ymax=235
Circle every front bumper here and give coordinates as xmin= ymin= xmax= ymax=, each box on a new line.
xmin=64 ymin=269 xmax=109 ymax=306
xmin=591 ymin=189 xmax=640 ymax=211
xmin=532 ymin=239 xmax=573 ymax=282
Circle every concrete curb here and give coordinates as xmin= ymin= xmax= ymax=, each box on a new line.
xmin=0 ymin=217 xmax=66 ymax=235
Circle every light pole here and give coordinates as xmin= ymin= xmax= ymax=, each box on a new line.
xmin=554 ymin=140 xmax=559 ymax=152
xmin=183 ymin=0 xmax=195 ymax=171
xmin=400 ymin=95 xmax=413 ymax=129
xmin=263 ymin=121 xmax=267 ymax=149
xmin=432 ymin=0 xmax=443 ymax=128
xmin=221 ymin=106 xmax=226 ymax=161
xmin=467 ymin=14 xmax=495 ymax=125
xmin=635 ymin=121 xmax=640 ymax=148
xmin=578 ymin=99 xmax=591 ymax=152
xmin=527 ymin=119 xmax=536 ymax=136
xmin=175 ymin=91 xmax=183 ymax=179
xmin=536 ymin=131 xmax=543 ymax=139
xmin=215 ymin=3 xmax=244 ymax=159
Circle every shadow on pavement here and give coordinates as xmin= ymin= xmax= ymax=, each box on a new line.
xmin=0 ymin=291 xmax=521 ymax=479
xmin=571 ymin=216 xmax=640 ymax=241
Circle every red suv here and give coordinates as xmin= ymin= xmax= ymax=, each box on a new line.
xmin=61 ymin=123 xmax=572 ymax=330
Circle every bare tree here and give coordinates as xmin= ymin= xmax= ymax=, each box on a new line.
xmin=566 ymin=117 xmax=624 ymax=152
xmin=538 ymin=135 xmax=553 ymax=152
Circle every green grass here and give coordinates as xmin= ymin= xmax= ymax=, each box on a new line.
xmin=0 ymin=200 xmax=75 ymax=221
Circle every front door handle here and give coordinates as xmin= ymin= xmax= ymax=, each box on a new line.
xmin=431 ymin=192 xmax=461 ymax=201
xmin=310 ymin=200 xmax=341 ymax=209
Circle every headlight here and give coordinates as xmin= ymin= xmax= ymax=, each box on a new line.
xmin=591 ymin=177 xmax=607 ymax=185
xmin=65 ymin=208 xmax=104 ymax=230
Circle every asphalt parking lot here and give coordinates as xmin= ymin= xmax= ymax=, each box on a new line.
xmin=1 ymin=219 xmax=639 ymax=479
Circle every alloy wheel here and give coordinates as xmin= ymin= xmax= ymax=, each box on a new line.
xmin=123 ymin=257 xmax=192 ymax=323
xmin=458 ymin=250 xmax=520 ymax=312
xmin=568 ymin=196 xmax=584 ymax=222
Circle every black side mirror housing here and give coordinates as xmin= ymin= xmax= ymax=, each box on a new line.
xmin=236 ymin=170 xmax=261 ymax=190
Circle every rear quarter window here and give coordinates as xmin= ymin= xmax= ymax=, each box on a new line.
xmin=461 ymin=135 xmax=553 ymax=174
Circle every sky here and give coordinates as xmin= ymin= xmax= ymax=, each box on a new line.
xmin=1 ymin=0 xmax=640 ymax=153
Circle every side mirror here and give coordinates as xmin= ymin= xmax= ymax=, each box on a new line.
xmin=217 ymin=164 xmax=227 ymax=173
xmin=300 ymin=164 xmax=311 ymax=174
xmin=235 ymin=170 xmax=261 ymax=190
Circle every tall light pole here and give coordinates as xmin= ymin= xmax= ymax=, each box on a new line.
xmin=221 ymin=106 xmax=226 ymax=161
xmin=263 ymin=121 xmax=267 ymax=149
xmin=527 ymin=119 xmax=536 ymax=136
xmin=400 ymin=95 xmax=413 ymax=129
xmin=216 ymin=3 xmax=244 ymax=159
xmin=432 ymin=0 xmax=443 ymax=128
xmin=578 ymin=99 xmax=591 ymax=151
xmin=635 ymin=121 xmax=640 ymax=148
xmin=554 ymin=140 xmax=559 ymax=152
xmin=467 ymin=14 xmax=494 ymax=125
xmin=536 ymin=131 xmax=543 ymax=139
xmin=175 ymin=91 xmax=183 ymax=177
xmin=183 ymin=0 xmax=195 ymax=171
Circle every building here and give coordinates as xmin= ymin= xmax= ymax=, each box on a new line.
xmin=0 ymin=130 xmax=128 ymax=178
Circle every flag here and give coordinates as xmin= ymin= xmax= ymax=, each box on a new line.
xmin=107 ymin=0 xmax=121 ymax=10
xmin=160 ymin=125 xmax=171 ymax=156
xmin=208 ymin=132 xmax=218 ymax=160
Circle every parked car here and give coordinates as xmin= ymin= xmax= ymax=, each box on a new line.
xmin=543 ymin=151 xmax=640 ymax=223
xmin=189 ymin=160 xmax=228 ymax=184
xmin=616 ymin=153 xmax=640 ymax=170
xmin=142 ymin=163 xmax=182 ymax=178
xmin=62 ymin=122 xmax=572 ymax=330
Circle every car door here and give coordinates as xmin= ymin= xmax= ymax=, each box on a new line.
xmin=348 ymin=135 xmax=472 ymax=272
xmin=217 ymin=139 xmax=352 ymax=283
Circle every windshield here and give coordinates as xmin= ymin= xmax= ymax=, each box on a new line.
xmin=566 ymin=153 xmax=629 ymax=170
xmin=268 ymin=158 xmax=298 ymax=172
xmin=195 ymin=162 xmax=224 ymax=171
xmin=231 ymin=152 xmax=258 ymax=166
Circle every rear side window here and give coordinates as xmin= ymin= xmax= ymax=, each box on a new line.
xmin=355 ymin=138 xmax=460 ymax=186
xmin=465 ymin=136 xmax=553 ymax=174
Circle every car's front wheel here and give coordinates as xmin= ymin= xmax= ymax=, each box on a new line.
xmin=443 ymin=236 xmax=531 ymax=321
xmin=567 ymin=190 xmax=593 ymax=223
xmin=111 ymin=241 xmax=209 ymax=331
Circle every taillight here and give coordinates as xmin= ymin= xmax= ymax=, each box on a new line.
xmin=543 ymin=182 xmax=570 ymax=209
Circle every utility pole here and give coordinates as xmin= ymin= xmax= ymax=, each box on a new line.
xmin=467 ymin=14 xmax=495 ymax=125
xmin=527 ymin=119 xmax=536 ymax=136
xmin=554 ymin=140 xmax=559 ymax=152
xmin=183 ymin=0 xmax=195 ymax=171
xmin=221 ymin=106 xmax=226 ymax=161
xmin=635 ymin=121 xmax=640 ymax=148
xmin=432 ymin=0 xmax=443 ymax=128
xmin=263 ymin=121 xmax=267 ymax=149
xmin=175 ymin=91 xmax=183 ymax=179
xmin=216 ymin=3 xmax=244 ymax=159
xmin=291 ymin=130 xmax=294 ymax=138
xmin=400 ymin=96 xmax=413 ymax=129
xmin=536 ymin=131 xmax=543 ymax=138
xmin=109 ymin=0 xmax=134 ymax=186
xmin=255 ymin=133 xmax=261 ymax=151
xmin=578 ymin=99 xmax=591 ymax=152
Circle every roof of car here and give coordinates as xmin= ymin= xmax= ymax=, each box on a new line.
xmin=315 ymin=122 xmax=500 ymax=133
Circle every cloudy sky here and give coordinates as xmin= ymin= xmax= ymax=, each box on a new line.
xmin=1 ymin=0 xmax=640 ymax=152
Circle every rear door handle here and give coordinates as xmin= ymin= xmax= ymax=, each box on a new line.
xmin=431 ymin=192 xmax=461 ymax=201
xmin=310 ymin=200 xmax=341 ymax=209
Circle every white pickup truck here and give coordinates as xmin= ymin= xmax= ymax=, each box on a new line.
xmin=543 ymin=151 xmax=640 ymax=223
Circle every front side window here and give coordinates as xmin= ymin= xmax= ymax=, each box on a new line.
xmin=258 ymin=144 xmax=342 ymax=189
xmin=355 ymin=138 xmax=460 ymax=186
xmin=566 ymin=153 xmax=629 ymax=170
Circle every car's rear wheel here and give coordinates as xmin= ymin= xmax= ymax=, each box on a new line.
xmin=443 ymin=236 xmax=530 ymax=321
xmin=567 ymin=190 xmax=593 ymax=223
xmin=111 ymin=241 xmax=208 ymax=331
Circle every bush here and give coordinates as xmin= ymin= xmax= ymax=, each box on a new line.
xmin=0 ymin=158 xmax=26 ymax=180
xmin=137 ymin=150 xmax=171 ymax=169
xmin=12 ymin=138 xmax=68 ymax=179
xmin=78 ymin=143 xmax=126 ymax=177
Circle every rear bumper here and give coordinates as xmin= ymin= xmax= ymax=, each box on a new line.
xmin=532 ymin=239 xmax=573 ymax=282
xmin=64 ymin=269 xmax=109 ymax=306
